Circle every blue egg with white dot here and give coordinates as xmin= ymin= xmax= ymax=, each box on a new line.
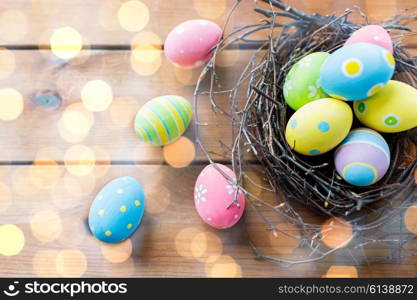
xmin=88 ymin=176 xmax=146 ymax=243
xmin=320 ymin=43 xmax=395 ymax=101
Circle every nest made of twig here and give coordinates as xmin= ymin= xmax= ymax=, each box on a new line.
xmin=194 ymin=0 xmax=417 ymax=265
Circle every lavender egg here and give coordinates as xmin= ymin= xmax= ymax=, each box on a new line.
xmin=334 ymin=128 xmax=390 ymax=186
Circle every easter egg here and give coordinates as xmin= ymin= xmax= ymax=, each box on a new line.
xmin=165 ymin=19 xmax=222 ymax=68
xmin=88 ymin=176 xmax=146 ymax=243
xmin=194 ymin=164 xmax=245 ymax=229
xmin=345 ymin=25 xmax=393 ymax=53
xmin=285 ymin=98 xmax=353 ymax=156
xmin=320 ymin=43 xmax=395 ymax=101
xmin=335 ymin=128 xmax=390 ymax=186
xmin=134 ymin=95 xmax=192 ymax=146
xmin=283 ymin=52 xmax=330 ymax=110
xmin=354 ymin=80 xmax=417 ymax=133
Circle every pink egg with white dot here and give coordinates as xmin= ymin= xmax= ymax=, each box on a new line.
xmin=194 ymin=164 xmax=245 ymax=229
xmin=165 ymin=19 xmax=222 ymax=68
xmin=345 ymin=25 xmax=393 ymax=53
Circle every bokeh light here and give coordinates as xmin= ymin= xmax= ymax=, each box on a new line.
xmin=50 ymin=180 xmax=82 ymax=210
xmin=64 ymin=145 xmax=96 ymax=177
xmin=118 ymin=1 xmax=149 ymax=32
xmin=175 ymin=227 xmax=201 ymax=258
xmin=173 ymin=66 xmax=200 ymax=86
xmin=103 ymin=257 xmax=135 ymax=277
xmin=29 ymin=162 xmax=63 ymax=190
xmin=194 ymin=0 xmax=226 ymax=19
xmin=58 ymin=102 xmax=94 ymax=143
xmin=0 ymin=48 xmax=16 ymax=79
xmin=130 ymin=49 xmax=162 ymax=76
xmin=321 ymin=217 xmax=353 ymax=249
xmin=0 ymin=10 xmax=28 ymax=42
xmin=32 ymin=249 xmax=59 ymax=277
xmin=91 ymin=146 xmax=111 ymax=178
xmin=109 ymin=97 xmax=139 ymax=128
xmin=101 ymin=239 xmax=132 ymax=263
xmin=163 ymin=137 xmax=195 ymax=168
xmin=131 ymin=30 xmax=162 ymax=49
xmin=145 ymin=183 xmax=171 ymax=214
xmin=0 ymin=182 xmax=12 ymax=213
xmin=12 ymin=167 xmax=40 ymax=197
xmin=404 ymin=205 xmax=417 ymax=235
xmin=30 ymin=209 xmax=62 ymax=243
xmin=57 ymin=215 xmax=86 ymax=247
xmin=0 ymin=88 xmax=24 ymax=121
xmin=191 ymin=231 xmax=223 ymax=262
xmin=269 ymin=223 xmax=301 ymax=254
xmin=81 ymin=80 xmax=113 ymax=112
xmin=0 ymin=224 xmax=25 ymax=256
xmin=205 ymin=255 xmax=242 ymax=278
xmin=50 ymin=26 xmax=83 ymax=60
xmin=56 ymin=249 xmax=87 ymax=277
xmin=31 ymin=0 xmax=61 ymax=16
xmin=324 ymin=265 xmax=358 ymax=278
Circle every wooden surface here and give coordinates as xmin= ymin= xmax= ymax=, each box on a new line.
xmin=0 ymin=0 xmax=415 ymax=278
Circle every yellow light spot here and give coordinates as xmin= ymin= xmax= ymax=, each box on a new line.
xmin=175 ymin=227 xmax=201 ymax=258
xmin=58 ymin=103 xmax=94 ymax=143
xmin=205 ymin=255 xmax=242 ymax=278
xmin=194 ymin=0 xmax=226 ymax=19
xmin=118 ymin=1 xmax=149 ymax=32
xmin=98 ymin=209 xmax=105 ymax=216
xmin=324 ymin=266 xmax=358 ymax=278
xmin=98 ymin=0 xmax=123 ymax=31
xmin=63 ymin=172 xmax=96 ymax=198
xmin=33 ymin=249 xmax=59 ymax=277
xmin=30 ymin=210 xmax=62 ymax=243
xmin=0 ymin=88 xmax=24 ymax=121
xmin=12 ymin=167 xmax=40 ymax=197
xmin=385 ymin=51 xmax=395 ymax=67
xmin=29 ymin=162 xmax=62 ymax=190
xmin=132 ymin=45 xmax=161 ymax=63
xmin=404 ymin=205 xmax=417 ymax=235
xmin=0 ymin=224 xmax=25 ymax=256
xmin=131 ymin=30 xmax=162 ymax=49
xmin=0 ymin=48 xmax=16 ymax=79
xmin=120 ymin=205 xmax=126 ymax=213
xmin=0 ymin=182 xmax=12 ymax=213
xmin=104 ymin=257 xmax=135 ymax=277
xmin=105 ymin=231 xmax=112 ymax=236
xmin=56 ymin=249 xmax=87 ymax=277
xmin=64 ymin=145 xmax=95 ymax=176
xmin=0 ymin=10 xmax=28 ymax=42
xmin=191 ymin=231 xmax=223 ymax=263
xmin=101 ymin=238 xmax=132 ymax=263
xmin=130 ymin=51 xmax=162 ymax=76
xmin=127 ymin=224 xmax=132 ymax=229
xmin=134 ymin=200 xmax=141 ymax=206
xmin=50 ymin=26 xmax=83 ymax=60
xmin=163 ymin=137 xmax=196 ymax=168
xmin=81 ymin=80 xmax=113 ymax=112
xmin=321 ymin=217 xmax=353 ymax=249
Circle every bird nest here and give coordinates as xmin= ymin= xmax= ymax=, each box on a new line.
xmin=194 ymin=0 xmax=417 ymax=265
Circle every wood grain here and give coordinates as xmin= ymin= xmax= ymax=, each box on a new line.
xmin=0 ymin=0 xmax=415 ymax=46
xmin=0 ymin=165 xmax=415 ymax=277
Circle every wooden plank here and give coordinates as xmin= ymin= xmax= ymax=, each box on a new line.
xmin=0 ymin=47 xmax=416 ymax=163
xmin=0 ymin=165 xmax=415 ymax=277
xmin=0 ymin=0 xmax=415 ymax=46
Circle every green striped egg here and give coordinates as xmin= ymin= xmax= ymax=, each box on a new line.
xmin=134 ymin=95 xmax=192 ymax=146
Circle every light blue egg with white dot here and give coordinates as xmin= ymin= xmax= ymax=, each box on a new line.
xmin=88 ymin=176 xmax=146 ymax=243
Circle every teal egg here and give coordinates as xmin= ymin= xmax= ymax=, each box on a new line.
xmin=88 ymin=176 xmax=146 ymax=243
xmin=134 ymin=95 xmax=192 ymax=146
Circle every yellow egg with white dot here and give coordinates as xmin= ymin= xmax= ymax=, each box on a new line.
xmin=88 ymin=176 xmax=146 ymax=243
xmin=354 ymin=80 xmax=417 ymax=133
xmin=285 ymin=98 xmax=353 ymax=155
